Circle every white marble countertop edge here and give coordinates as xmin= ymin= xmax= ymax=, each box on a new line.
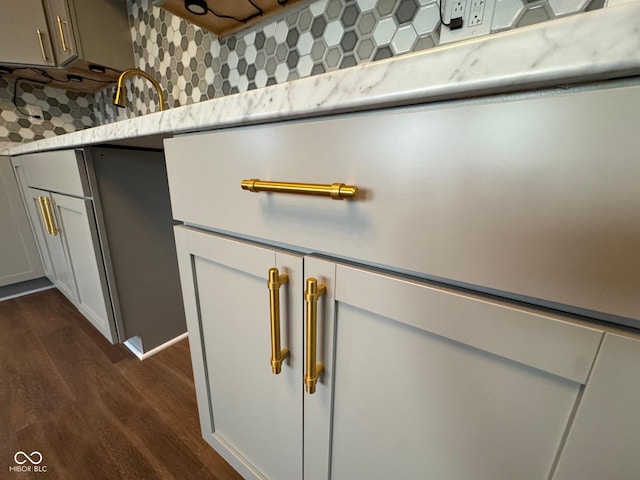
xmin=2 ymin=2 xmax=640 ymax=157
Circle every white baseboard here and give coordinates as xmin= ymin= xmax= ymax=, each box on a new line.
xmin=0 ymin=284 xmax=56 ymax=302
xmin=124 ymin=332 xmax=189 ymax=360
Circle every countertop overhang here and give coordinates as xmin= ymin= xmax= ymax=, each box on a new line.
xmin=2 ymin=2 xmax=640 ymax=156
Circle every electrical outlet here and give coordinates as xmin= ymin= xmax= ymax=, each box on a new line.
xmin=439 ymin=0 xmax=496 ymax=45
xmin=451 ymin=0 xmax=467 ymax=18
xmin=26 ymin=105 xmax=44 ymax=124
xmin=468 ymin=0 xmax=487 ymax=26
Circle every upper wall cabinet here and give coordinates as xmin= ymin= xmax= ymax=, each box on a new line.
xmin=152 ymin=0 xmax=304 ymax=37
xmin=0 ymin=0 xmax=57 ymax=67
xmin=0 ymin=0 xmax=133 ymax=92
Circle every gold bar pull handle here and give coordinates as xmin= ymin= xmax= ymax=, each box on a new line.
xmin=241 ymin=179 xmax=358 ymax=200
xmin=56 ymin=15 xmax=69 ymax=52
xmin=43 ymin=197 xmax=59 ymax=236
xmin=37 ymin=196 xmax=53 ymax=235
xmin=36 ymin=29 xmax=47 ymax=62
xmin=268 ymin=268 xmax=289 ymax=374
xmin=304 ymin=278 xmax=326 ymax=394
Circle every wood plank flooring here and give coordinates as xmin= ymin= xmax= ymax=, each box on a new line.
xmin=0 ymin=289 xmax=243 ymax=480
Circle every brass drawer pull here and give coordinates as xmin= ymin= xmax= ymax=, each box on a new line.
xmin=43 ymin=196 xmax=59 ymax=236
xmin=268 ymin=268 xmax=289 ymax=375
xmin=36 ymin=29 xmax=47 ymax=62
xmin=241 ymin=179 xmax=358 ymax=200
xmin=304 ymin=278 xmax=326 ymax=394
xmin=37 ymin=196 xmax=53 ymax=235
xmin=56 ymin=15 xmax=69 ymax=52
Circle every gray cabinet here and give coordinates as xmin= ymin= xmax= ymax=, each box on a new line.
xmin=0 ymin=0 xmax=132 ymax=71
xmin=13 ymin=147 xmax=186 ymax=355
xmin=21 ymin=180 xmax=114 ymax=339
xmin=165 ymin=83 xmax=640 ymax=478
xmin=0 ymin=0 xmax=56 ymax=67
xmin=174 ymin=227 xmax=603 ymax=480
xmin=0 ymin=157 xmax=45 ymax=287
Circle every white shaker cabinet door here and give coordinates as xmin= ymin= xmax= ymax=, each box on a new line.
xmin=22 ymin=187 xmax=56 ymax=281
xmin=51 ymin=193 xmax=115 ymax=342
xmin=24 ymin=188 xmax=78 ymax=303
xmin=0 ymin=162 xmax=45 ymax=287
xmin=174 ymin=227 xmax=303 ymax=480
xmin=304 ymin=259 xmax=603 ymax=480
xmin=553 ymin=333 xmax=640 ymax=480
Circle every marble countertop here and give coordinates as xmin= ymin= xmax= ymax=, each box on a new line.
xmin=3 ymin=1 xmax=640 ymax=157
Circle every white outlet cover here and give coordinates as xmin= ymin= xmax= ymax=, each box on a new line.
xmin=25 ymin=105 xmax=44 ymax=124
xmin=439 ymin=0 xmax=497 ymax=44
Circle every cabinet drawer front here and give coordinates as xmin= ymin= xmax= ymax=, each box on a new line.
xmin=165 ymin=85 xmax=640 ymax=324
xmin=18 ymin=149 xmax=89 ymax=197
xmin=335 ymin=264 xmax=602 ymax=384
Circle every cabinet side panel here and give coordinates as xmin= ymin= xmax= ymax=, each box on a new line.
xmin=87 ymin=148 xmax=185 ymax=351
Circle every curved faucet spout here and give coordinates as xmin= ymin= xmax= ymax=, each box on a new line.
xmin=113 ymin=68 xmax=165 ymax=111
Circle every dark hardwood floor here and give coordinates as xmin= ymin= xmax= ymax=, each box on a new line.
xmin=0 ymin=289 xmax=243 ymax=480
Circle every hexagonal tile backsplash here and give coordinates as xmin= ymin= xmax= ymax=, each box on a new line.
xmin=2 ymin=0 xmax=605 ymax=142
xmin=93 ymin=0 xmax=446 ymax=123
xmin=0 ymin=77 xmax=94 ymax=143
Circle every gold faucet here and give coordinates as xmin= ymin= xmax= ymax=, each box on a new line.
xmin=113 ymin=68 xmax=165 ymax=111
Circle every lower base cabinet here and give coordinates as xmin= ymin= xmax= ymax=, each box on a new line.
xmin=174 ymin=226 xmax=604 ymax=480
xmin=167 ymin=84 xmax=640 ymax=479
xmin=23 ymin=186 xmax=115 ymax=340
xmin=13 ymin=147 xmax=186 ymax=353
